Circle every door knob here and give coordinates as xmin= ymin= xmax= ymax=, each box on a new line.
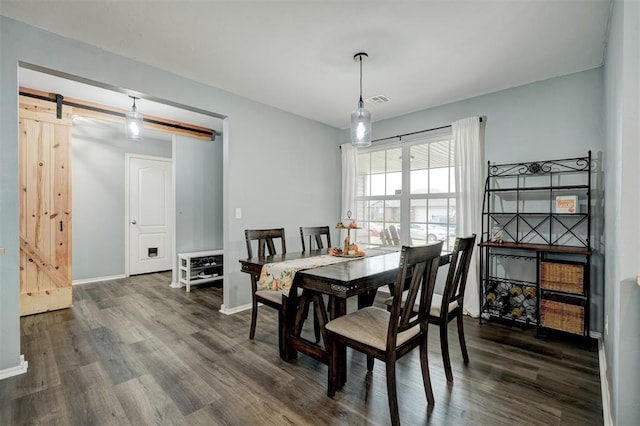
xmin=131 ymin=220 xmax=137 ymax=224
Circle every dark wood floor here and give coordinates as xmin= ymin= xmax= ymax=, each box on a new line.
xmin=0 ymin=272 xmax=603 ymax=425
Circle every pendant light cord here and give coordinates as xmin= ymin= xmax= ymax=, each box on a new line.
xmin=359 ymin=56 xmax=363 ymax=104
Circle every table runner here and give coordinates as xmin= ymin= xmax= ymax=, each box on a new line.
xmin=258 ymin=255 xmax=361 ymax=297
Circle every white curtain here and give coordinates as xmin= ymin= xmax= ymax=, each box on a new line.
xmin=341 ymin=143 xmax=357 ymax=219
xmin=453 ymin=117 xmax=485 ymax=317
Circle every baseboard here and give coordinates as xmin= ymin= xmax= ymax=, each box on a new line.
xmin=72 ymin=274 xmax=126 ymax=285
xmin=219 ymin=303 xmax=251 ymax=315
xmin=598 ymin=337 xmax=614 ymax=426
xmin=0 ymin=355 xmax=28 ymax=380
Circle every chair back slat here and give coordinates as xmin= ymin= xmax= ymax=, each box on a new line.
xmin=244 ymin=228 xmax=286 ymax=259
xmin=299 ymin=226 xmax=332 ymax=252
xmin=441 ymin=235 xmax=476 ymax=315
xmin=388 ymin=242 xmax=443 ymax=348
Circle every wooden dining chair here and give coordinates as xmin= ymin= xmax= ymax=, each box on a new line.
xmin=299 ymin=226 xmax=332 ymax=342
xmin=299 ymin=226 xmax=332 ymax=251
xmin=244 ymin=228 xmax=288 ymax=356
xmin=326 ymin=242 xmax=443 ymax=426
xmin=428 ymin=234 xmax=475 ymax=382
xmin=384 ymin=234 xmax=476 ymax=383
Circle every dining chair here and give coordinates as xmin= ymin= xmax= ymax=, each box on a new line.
xmin=299 ymin=226 xmax=332 ymax=251
xmin=428 ymin=234 xmax=475 ymax=382
xmin=384 ymin=234 xmax=476 ymax=383
xmin=326 ymin=242 xmax=443 ymax=426
xmin=244 ymin=228 xmax=288 ymax=356
xmin=299 ymin=225 xmax=332 ymax=342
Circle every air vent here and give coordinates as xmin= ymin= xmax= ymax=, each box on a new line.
xmin=365 ymin=95 xmax=390 ymax=105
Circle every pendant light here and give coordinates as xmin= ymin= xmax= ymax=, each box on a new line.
xmin=350 ymin=52 xmax=372 ymax=147
xmin=125 ymin=96 xmax=143 ymax=140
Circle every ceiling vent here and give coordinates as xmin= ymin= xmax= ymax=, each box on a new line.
xmin=365 ymin=95 xmax=390 ymax=105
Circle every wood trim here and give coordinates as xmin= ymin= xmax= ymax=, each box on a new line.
xmin=20 ymin=87 xmax=215 ymax=141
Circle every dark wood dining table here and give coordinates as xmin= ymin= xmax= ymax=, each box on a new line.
xmin=239 ymin=247 xmax=452 ymax=384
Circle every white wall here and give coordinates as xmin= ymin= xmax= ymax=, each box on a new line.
xmin=604 ymin=0 xmax=640 ymax=423
xmin=0 ymin=16 xmax=341 ymax=373
xmin=72 ymin=118 xmax=172 ymax=280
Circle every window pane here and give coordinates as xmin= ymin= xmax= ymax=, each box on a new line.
xmin=386 ymin=147 xmax=402 ymax=173
xmin=410 ymin=144 xmax=429 ymax=170
xmin=371 ymin=151 xmax=386 ymax=173
xmin=357 ymin=151 xmax=371 ymax=174
xmin=429 ymin=167 xmax=449 ymax=193
xmin=450 ymin=166 xmax=456 ymax=193
xmin=385 ymin=199 xmax=401 ymax=223
xmin=386 ymin=171 xmax=402 ymax=195
xmin=430 ymin=140 xmax=451 ymax=168
xmin=410 ymin=169 xmax=428 ymax=194
xmin=371 ymin=173 xmax=385 ymax=196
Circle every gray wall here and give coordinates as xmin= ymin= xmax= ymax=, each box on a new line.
xmin=72 ymin=118 xmax=172 ymax=280
xmin=604 ymin=0 xmax=640 ymax=423
xmin=0 ymin=16 xmax=341 ymax=373
xmin=343 ymin=68 xmax=606 ymax=333
xmin=174 ymin=134 xmax=223 ymax=254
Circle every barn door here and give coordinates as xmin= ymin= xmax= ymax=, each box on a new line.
xmin=19 ymin=95 xmax=72 ymax=316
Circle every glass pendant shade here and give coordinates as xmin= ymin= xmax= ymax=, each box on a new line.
xmin=125 ymin=98 xmax=143 ymax=140
xmin=350 ymin=100 xmax=372 ymax=147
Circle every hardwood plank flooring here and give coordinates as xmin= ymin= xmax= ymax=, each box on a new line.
xmin=0 ymin=272 xmax=603 ymax=425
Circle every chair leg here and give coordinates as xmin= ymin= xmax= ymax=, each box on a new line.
xmin=327 ymin=336 xmax=339 ymax=397
xmin=440 ymin=323 xmax=453 ymax=382
xmin=249 ymin=295 xmax=258 ymax=340
xmin=313 ymin=302 xmax=321 ymax=343
xmin=277 ymin=299 xmax=287 ymax=360
xmin=385 ymin=360 xmax=401 ymax=426
xmin=419 ymin=338 xmax=435 ymax=405
xmin=457 ymin=313 xmax=469 ymax=364
xmin=366 ymin=355 xmax=374 ymax=372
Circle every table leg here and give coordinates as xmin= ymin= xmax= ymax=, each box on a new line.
xmin=332 ymin=298 xmax=348 ymax=387
xmin=282 ymin=291 xmax=298 ymax=361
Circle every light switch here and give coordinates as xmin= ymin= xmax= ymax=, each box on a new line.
xmin=0 ymin=247 xmax=4 ymax=255
xmin=235 ymin=208 xmax=242 ymax=219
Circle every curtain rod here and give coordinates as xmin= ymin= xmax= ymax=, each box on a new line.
xmin=371 ymin=117 xmax=483 ymax=144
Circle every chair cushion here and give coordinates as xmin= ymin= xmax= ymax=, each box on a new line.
xmin=325 ymin=306 xmax=420 ymax=351
xmin=383 ymin=293 xmax=459 ymax=317
xmin=429 ymin=293 xmax=459 ymax=317
xmin=255 ymin=289 xmax=283 ymax=305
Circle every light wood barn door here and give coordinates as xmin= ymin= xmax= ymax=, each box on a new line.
xmin=19 ymin=95 xmax=72 ymax=316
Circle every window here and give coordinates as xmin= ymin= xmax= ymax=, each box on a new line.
xmin=354 ymin=133 xmax=457 ymax=250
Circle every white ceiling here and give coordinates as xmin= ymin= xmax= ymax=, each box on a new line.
xmin=1 ymin=1 xmax=611 ymax=130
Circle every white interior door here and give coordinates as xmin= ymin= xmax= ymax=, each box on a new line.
xmin=128 ymin=155 xmax=173 ymax=275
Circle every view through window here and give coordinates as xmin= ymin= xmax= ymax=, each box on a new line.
xmin=354 ymin=133 xmax=457 ymax=250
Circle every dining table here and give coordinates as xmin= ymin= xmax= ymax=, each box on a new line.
xmin=239 ymin=246 xmax=452 ymax=386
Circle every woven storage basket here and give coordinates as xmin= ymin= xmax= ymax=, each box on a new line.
xmin=540 ymin=300 xmax=584 ymax=335
xmin=540 ymin=262 xmax=583 ymax=293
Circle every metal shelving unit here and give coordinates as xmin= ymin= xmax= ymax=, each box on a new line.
xmin=479 ymin=152 xmax=592 ymax=338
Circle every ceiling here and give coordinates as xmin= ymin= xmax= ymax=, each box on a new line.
xmin=1 ymin=1 xmax=611 ymax=130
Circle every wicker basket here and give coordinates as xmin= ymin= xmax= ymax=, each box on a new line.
xmin=540 ymin=300 xmax=584 ymax=335
xmin=540 ymin=262 xmax=584 ymax=293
